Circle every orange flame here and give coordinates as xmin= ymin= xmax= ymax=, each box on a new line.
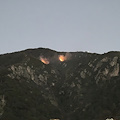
xmin=40 ymin=57 xmax=49 ymax=64
xmin=59 ymin=55 xmax=66 ymax=62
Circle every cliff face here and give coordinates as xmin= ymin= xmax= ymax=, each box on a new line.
xmin=0 ymin=48 xmax=120 ymax=120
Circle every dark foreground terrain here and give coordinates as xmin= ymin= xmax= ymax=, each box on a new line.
xmin=0 ymin=48 xmax=120 ymax=120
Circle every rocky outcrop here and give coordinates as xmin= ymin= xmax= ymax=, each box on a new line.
xmin=0 ymin=95 xmax=6 ymax=117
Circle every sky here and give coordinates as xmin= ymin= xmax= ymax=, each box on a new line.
xmin=0 ymin=0 xmax=120 ymax=54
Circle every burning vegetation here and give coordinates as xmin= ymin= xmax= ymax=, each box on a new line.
xmin=59 ymin=55 xmax=66 ymax=62
xmin=40 ymin=52 xmax=72 ymax=64
xmin=59 ymin=52 xmax=72 ymax=62
xmin=40 ymin=56 xmax=49 ymax=64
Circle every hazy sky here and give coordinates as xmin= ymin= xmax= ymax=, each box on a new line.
xmin=0 ymin=0 xmax=120 ymax=54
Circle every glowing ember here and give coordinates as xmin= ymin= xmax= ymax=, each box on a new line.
xmin=59 ymin=55 xmax=66 ymax=62
xmin=40 ymin=57 xmax=49 ymax=64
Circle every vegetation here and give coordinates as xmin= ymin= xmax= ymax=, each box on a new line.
xmin=0 ymin=48 xmax=120 ymax=120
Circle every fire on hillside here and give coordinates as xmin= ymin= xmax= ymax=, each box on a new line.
xmin=40 ymin=56 xmax=49 ymax=64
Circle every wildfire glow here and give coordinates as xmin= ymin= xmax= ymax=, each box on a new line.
xmin=59 ymin=55 xmax=66 ymax=62
xmin=40 ymin=57 xmax=49 ymax=64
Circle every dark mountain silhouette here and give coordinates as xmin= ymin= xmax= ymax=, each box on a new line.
xmin=0 ymin=48 xmax=120 ymax=120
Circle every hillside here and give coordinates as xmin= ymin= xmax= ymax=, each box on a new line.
xmin=0 ymin=48 xmax=120 ymax=120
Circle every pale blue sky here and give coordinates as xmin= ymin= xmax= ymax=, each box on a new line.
xmin=0 ymin=0 xmax=120 ymax=54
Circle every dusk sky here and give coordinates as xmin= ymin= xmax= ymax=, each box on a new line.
xmin=0 ymin=0 xmax=120 ymax=54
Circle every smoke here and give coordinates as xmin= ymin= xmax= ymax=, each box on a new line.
xmin=65 ymin=52 xmax=72 ymax=60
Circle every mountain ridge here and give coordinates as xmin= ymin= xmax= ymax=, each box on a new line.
xmin=0 ymin=48 xmax=120 ymax=120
